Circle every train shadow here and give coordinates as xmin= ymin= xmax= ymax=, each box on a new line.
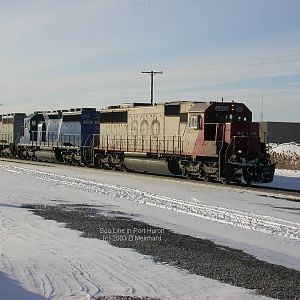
xmin=0 ymin=271 xmax=45 ymax=300
xmin=261 ymin=175 xmax=300 ymax=191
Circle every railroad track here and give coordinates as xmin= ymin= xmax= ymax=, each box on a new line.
xmin=0 ymin=157 xmax=299 ymax=200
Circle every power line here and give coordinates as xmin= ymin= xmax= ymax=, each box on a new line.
xmin=200 ymin=52 xmax=300 ymax=67
xmin=199 ymin=58 xmax=300 ymax=70
xmin=175 ymin=51 xmax=300 ymax=71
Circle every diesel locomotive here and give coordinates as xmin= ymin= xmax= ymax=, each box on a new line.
xmin=0 ymin=100 xmax=275 ymax=184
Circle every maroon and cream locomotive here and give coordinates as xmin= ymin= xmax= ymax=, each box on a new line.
xmin=93 ymin=100 xmax=275 ymax=184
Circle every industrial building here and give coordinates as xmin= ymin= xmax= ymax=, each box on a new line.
xmin=259 ymin=122 xmax=300 ymax=144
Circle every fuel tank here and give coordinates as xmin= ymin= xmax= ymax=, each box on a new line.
xmin=35 ymin=149 xmax=63 ymax=163
xmin=124 ymin=157 xmax=173 ymax=175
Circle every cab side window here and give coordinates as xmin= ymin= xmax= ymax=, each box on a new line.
xmin=189 ymin=115 xmax=202 ymax=129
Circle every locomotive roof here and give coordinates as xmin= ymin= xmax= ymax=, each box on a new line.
xmin=33 ymin=108 xmax=96 ymax=114
xmin=103 ymin=100 xmax=204 ymax=110
xmin=189 ymin=101 xmax=249 ymax=113
xmin=107 ymin=102 xmax=153 ymax=109
xmin=0 ymin=113 xmax=26 ymax=117
xmin=163 ymin=100 xmax=200 ymax=105
xmin=189 ymin=102 xmax=212 ymax=112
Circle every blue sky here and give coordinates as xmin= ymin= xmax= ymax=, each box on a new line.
xmin=0 ymin=0 xmax=300 ymax=121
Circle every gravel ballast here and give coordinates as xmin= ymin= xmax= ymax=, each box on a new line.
xmin=23 ymin=204 xmax=300 ymax=300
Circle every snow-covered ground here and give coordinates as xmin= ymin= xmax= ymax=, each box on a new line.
xmin=268 ymin=142 xmax=300 ymax=171
xmin=259 ymin=168 xmax=300 ymax=190
xmin=261 ymin=141 xmax=300 ymax=190
xmin=0 ymin=160 xmax=300 ymax=300
xmin=269 ymin=142 xmax=300 ymax=156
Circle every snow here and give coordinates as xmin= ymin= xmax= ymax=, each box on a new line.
xmin=0 ymin=271 xmax=45 ymax=300
xmin=3 ymin=203 xmax=240 ymax=300
xmin=269 ymin=142 xmax=300 ymax=156
xmin=275 ymin=169 xmax=300 ymax=177
xmin=259 ymin=168 xmax=300 ymax=190
xmin=258 ymin=142 xmax=300 ymax=190
xmin=260 ymin=141 xmax=300 ymax=190
xmin=1 ymin=160 xmax=300 ymax=299
xmin=252 ymin=142 xmax=300 ymax=190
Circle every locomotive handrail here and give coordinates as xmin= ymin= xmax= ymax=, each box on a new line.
xmin=26 ymin=130 xmax=82 ymax=148
xmin=0 ymin=133 xmax=10 ymax=144
xmin=92 ymin=134 xmax=184 ymax=154
xmin=218 ymin=123 xmax=226 ymax=180
xmin=225 ymin=135 xmax=252 ymax=162
xmin=205 ymin=122 xmax=229 ymax=125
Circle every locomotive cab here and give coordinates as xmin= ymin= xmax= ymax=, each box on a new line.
xmin=209 ymin=102 xmax=274 ymax=184
xmin=188 ymin=101 xmax=275 ymax=184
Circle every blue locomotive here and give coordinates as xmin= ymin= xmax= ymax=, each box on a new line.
xmin=15 ymin=108 xmax=99 ymax=164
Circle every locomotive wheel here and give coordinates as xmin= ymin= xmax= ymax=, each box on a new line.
xmin=221 ymin=179 xmax=229 ymax=184
xmin=112 ymin=164 xmax=120 ymax=171
xmin=243 ymin=167 xmax=255 ymax=185
xmin=95 ymin=157 xmax=103 ymax=169
xmin=204 ymin=176 xmax=212 ymax=182
xmin=181 ymin=167 xmax=189 ymax=179
xmin=120 ymin=163 xmax=128 ymax=172
xmin=186 ymin=172 xmax=195 ymax=180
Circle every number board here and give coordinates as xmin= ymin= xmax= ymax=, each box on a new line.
xmin=215 ymin=106 xmax=229 ymax=112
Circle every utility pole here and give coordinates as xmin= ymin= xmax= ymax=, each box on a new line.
xmin=141 ymin=70 xmax=163 ymax=105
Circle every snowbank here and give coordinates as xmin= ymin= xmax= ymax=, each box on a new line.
xmin=269 ymin=142 xmax=300 ymax=156
xmin=269 ymin=142 xmax=300 ymax=170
